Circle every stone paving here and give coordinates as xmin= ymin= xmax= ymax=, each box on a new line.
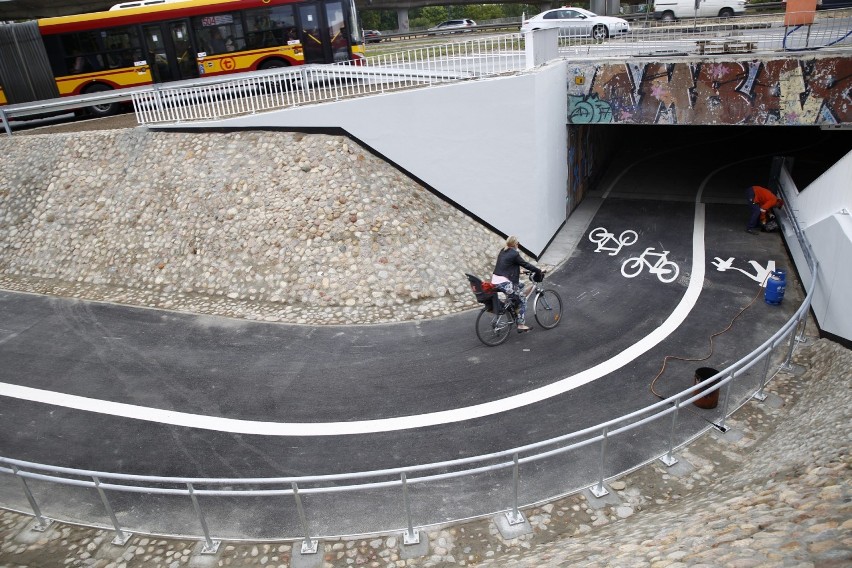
xmin=0 ymin=128 xmax=505 ymax=325
xmin=1 ymin=336 xmax=848 ymax=568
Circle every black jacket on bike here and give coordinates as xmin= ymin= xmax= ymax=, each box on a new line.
xmin=493 ymin=248 xmax=541 ymax=286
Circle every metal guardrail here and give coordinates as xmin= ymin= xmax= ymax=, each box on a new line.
xmin=556 ymin=8 xmax=852 ymax=56
xmin=0 ymin=177 xmax=819 ymax=549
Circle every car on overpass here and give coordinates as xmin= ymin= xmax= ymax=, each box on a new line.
xmin=521 ymin=7 xmax=630 ymax=40
xmin=363 ymin=29 xmax=383 ymax=43
xmin=428 ymin=19 xmax=477 ymax=35
xmin=652 ymin=0 xmax=747 ymax=20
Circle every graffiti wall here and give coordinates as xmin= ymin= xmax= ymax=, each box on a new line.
xmin=567 ymin=55 xmax=852 ymax=125
xmin=566 ymin=125 xmax=615 ymax=214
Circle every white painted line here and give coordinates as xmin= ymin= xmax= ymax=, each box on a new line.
xmin=0 ymin=197 xmax=708 ymax=437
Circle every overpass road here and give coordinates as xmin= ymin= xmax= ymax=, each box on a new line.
xmin=0 ymin=126 xmax=846 ymax=539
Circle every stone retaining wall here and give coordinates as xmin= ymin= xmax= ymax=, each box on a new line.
xmin=0 ymin=129 xmax=505 ymax=324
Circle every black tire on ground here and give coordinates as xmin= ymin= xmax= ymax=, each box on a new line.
xmin=83 ymin=83 xmax=118 ymax=117
xmin=475 ymin=309 xmax=512 ymax=346
xmin=592 ymin=25 xmax=608 ymax=41
xmin=662 ymin=11 xmax=676 ymax=22
xmin=533 ymin=290 xmax=563 ymax=329
xmin=719 ymin=8 xmax=734 ymax=17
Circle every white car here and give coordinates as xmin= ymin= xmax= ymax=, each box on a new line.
xmin=521 ymin=7 xmax=630 ymax=40
xmin=652 ymin=0 xmax=747 ymax=21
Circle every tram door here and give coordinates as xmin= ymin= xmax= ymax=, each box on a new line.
xmin=143 ymin=20 xmax=199 ymax=83
xmin=297 ymin=4 xmax=326 ymax=64
xmin=168 ymin=21 xmax=200 ymax=80
xmin=297 ymin=2 xmax=351 ymax=64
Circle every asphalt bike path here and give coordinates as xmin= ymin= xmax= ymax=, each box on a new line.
xmin=0 ymin=127 xmax=809 ymax=537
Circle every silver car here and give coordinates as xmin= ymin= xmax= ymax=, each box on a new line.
xmin=427 ymin=19 xmax=477 ymax=35
xmin=521 ymin=8 xmax=630 ymax=40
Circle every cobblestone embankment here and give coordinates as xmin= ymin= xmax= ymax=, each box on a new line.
xmin=0 ymin=337 xmax=848 ymax=567
xmin=0 ymin=129 xmax=504 ymax=324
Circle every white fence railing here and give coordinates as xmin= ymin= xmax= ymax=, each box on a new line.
xmin=131 ymin=34 xmax=527 ymax=125
xmin=129 ymin=9 xmax=851 ymax=126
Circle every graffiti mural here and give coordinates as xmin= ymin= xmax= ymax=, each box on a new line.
xmin=567 ymin=55 xmax=852 ymax=125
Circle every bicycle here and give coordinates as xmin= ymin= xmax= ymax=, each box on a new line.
xmin=620 ymin=247 xmax=680 ymax=283
xmin=474 ymin=271 xmax=563 ymax=347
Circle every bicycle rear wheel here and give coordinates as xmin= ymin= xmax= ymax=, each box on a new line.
xmin=533 ymin=289 xmax=563 ymax=329
xmin=475 ymin=308 xmax=512 ymax=346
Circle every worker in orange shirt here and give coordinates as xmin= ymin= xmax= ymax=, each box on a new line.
xmin=746 ymin=185 xmax=784 ymax=234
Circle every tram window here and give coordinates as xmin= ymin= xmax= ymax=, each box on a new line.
xmin=102 ymin=27 xmax=143 ymax=68
xmin=192 ymin=13 xmax=245 ymax=54
xmin=245 ymin=5 xmax=296 ymax=49
xmin=61 ymin=32 xmax=105 ymax=74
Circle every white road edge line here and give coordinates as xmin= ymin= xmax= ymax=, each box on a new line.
xmin=0 ymin=207 xmax=707 ymax=438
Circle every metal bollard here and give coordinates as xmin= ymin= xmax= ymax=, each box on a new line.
xmin=505 ymin=453 xmax=526 ymax=525
xmin=590 ymin=427 xmax=609 ymax=498
xmin=93 ymin=477 xmax=131 ymax=545
xmin=13 ymin=466 xmax=52 ymax=531
xmin=291 ymin=482 xmax=318 ymax=554
xmin=753 ymin=349 xmax=772 ymax=402
xmin=0 ymin=108 xmax=11 ymax=137
xmin=660 ymin=398 xmax=680 ymax=467
xmin=715 ymin=376 xmax=733 ymax=432
xmin=400 ymin=473 xmax=420 ymax=544
xmin=187 ymin=483 xmax=220 ymax=554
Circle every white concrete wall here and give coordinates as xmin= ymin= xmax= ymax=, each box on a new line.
xmin=161 ymin=64 xmax=569 ymax=257
xmin=779 ymin=150 xmax=852 ymax=342
xmin=788 ymin=151 xmax=852 ymax=228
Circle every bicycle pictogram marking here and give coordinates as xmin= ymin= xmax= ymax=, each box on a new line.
xmin=588 ymin=226 xmax=638 ymax=256
xmin=621 ymin=247 xmax=680 ymax=283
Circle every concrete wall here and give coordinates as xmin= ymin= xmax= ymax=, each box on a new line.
xmin=566 ymin=54 xmax=852 ymax=126
xmin=159 ymin=64 xmax=570 ymax=257
xmin=778 ymin=150 xmax=852 ymax=342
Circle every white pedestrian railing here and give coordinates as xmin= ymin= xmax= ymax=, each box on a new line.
xmin=130 ymin=9 xmax=850 ymax=126
xmin=131 ymin=34 xmax=527 ymax=125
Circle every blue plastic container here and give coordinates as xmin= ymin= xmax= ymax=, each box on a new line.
xmin=765 ymin=269 xmax=787 ymax=305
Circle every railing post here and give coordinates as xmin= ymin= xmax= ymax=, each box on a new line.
xmin=505 ymin=453 xmax=526 ymax=525
xmin=589 ymin=427 xmax=609 ymax=497
xmin=0 ymin=107 xmax=12 ymax=137
xmin=659 ymin=399 xmax=680 ymax=466
xmin=93 ymin=476 xmax=131 ymax=545
xmin=187 ymin=483 xmax=220 ymax=554
xmin=781 ymin=317 xmax=801 ymax=370
xmin=714 ymin=375 xmax=733 ymax=432
xmin=400 ymin=472 xmax=420 ymax=544
xmin=795 ymin=312 xmax=808 ymax=344
xmin=753 ymin=349 xmax=772 ymax=402
xmin=291 ymin=482 xmax=318 ymax=554
xmin=12 ymin=466 xmax=52 ymax=531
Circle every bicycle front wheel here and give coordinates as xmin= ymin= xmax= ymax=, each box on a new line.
xmin=533 ymin=289 xmax=563 ymax=329
xmin=475 ymin=308 xmax=512 ymax=346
